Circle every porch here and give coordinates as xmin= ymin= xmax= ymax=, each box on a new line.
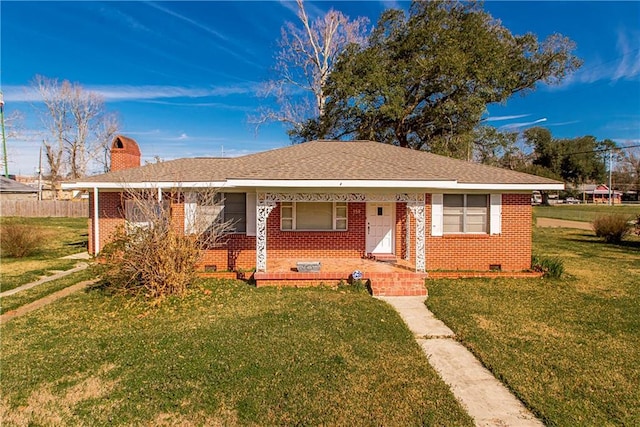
xmin=252 ymin=256 xmax=428 ymax=296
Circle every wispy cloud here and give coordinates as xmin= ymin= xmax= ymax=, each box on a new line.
xmin=278 ymin=0 xmax=325 ymax=19
xmin=499 ymin=118 xmax=547 ymax=130
xmin=547 ymin=120 xmax=580 ymax=127
xmin=548 ymin=28 xmax=640 ymax=90
xmin=146 ymin=1 xmax=228 ymax=41
xmin=145 ymin=1 xmax=263 ymax=69
xmin=484 ymin=114 xmax=530 ymax=122
xmin=2 ymin=84 xmax=257 ymax=103
xmin=613 ymin=28 xmax=640 ymax=81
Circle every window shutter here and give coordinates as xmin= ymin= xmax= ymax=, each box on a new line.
xmin=184 ymin=202 xmax=197 ymax=234
xmin=490 ymin=193 xmax=502 ymax=235
xmin=431 ymin=193 xmax=443 ymax=236
xmin=246 ymin=193 xmax=257 ymax=236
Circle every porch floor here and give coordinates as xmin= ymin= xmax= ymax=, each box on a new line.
xmin=253 ymin=257 xmax=427 ymax=296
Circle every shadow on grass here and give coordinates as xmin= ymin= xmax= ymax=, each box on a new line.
xmin=565 ymin=237 xmax=640 ymax=251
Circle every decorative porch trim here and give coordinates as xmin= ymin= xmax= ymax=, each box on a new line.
xmin=259 ymin=192 xmax=425 ymax=203
xmin=407 ymin=201 xmax=426 ymax=272
xmin=256 ymin=195 xmax=276 ymax=272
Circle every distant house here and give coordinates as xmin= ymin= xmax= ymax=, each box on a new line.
xmin=63 ymin=136 xmax=564 ymax=295
xmin=0 ymin=176 xmax=38 ymax=200
xmin=581 ymin=184 xmax=622 ymax=204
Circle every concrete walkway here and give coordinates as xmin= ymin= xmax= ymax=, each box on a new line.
xmin=0 ymin=279 xmax=99 ymax=323
xmin=377 ymin=296 xmax=543 ymax=427
xmin=0 ymin=262 xmax=90 ymax=298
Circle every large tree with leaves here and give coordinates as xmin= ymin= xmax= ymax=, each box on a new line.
xmin=295 ymin=1 xmax=581 ymax=158
xmin=522 ymin=127 xmax=613 ymax=185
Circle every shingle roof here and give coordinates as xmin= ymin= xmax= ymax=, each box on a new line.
xmin=0 ymin=176 xmax=38 ymax=193
xmin=71 ymin=140 xmax=561 ymax=186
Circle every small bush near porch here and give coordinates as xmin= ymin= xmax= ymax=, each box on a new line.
xmin=0 ymin=282 xmax=473 ymax=426
xmin=427 ymin=227 xmax=640 ymax=425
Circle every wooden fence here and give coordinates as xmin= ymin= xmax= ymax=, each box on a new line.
xmin=1 ymin=200 xmax=89 ymax=217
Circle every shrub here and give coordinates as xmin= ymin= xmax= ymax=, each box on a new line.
xmin=532 ymin=254 xmax=564 ymax=279
xmin=592 ymin=214 xmax=632 ymax=243
xmin=0 ymin=223 xmax=45 ymax=257
xmin=95 ymin=187 xmax=233 ymax=302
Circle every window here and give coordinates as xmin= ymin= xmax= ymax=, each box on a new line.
xmin=222 ymin=193 xmax=246 ymax=232
xmin=185 ymin=192 xmax=246 ymax=234
xmin=281 ymin=202 xmax=348 ymax=231
xmin=443 ymin=194 xmax=488 ymax=233
xmin=125 ymin=199 xmax=169 ymax=231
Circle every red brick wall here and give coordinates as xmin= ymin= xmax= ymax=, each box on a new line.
xmin=90 ymin=194 xmax=532 ymax=272
xmin=266 ymin=202 xmax=366 ymax=259
xmin=89 ymin=191 xmax=126 ymax=254
xmin=424 ymin=193 xmax=532 ymax=271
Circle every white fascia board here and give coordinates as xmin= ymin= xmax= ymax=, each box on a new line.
xmin=61 ymin=181 xmax=229 ymax=190
xmin=452 ymin=183 xmax=565 ymax=191
xmin=225 ymin=179 xmax=564 ymax=191
xmin=62 ymin=179 xmax=564 ymax=192
xmin=225 ymin=179 xmax=457 ymax=189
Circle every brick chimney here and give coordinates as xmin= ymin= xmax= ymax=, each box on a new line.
xmin=110 ymin=135 xmax=141 ymax=171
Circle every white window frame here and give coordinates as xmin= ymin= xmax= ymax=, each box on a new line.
xmin=443 ymin=194 xmax=489 ymax=234
xmin=281 ymin=201 xmax=348 ymax=231
xmin=184 ymin=192 xmax=247 ymax=235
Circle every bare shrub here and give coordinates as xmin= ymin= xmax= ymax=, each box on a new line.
xmin=0 ymin=223 xmax=46 ymax=257
xmin=95 ymin=186 xmax=233 ymax=301
xmin=593 ymin=214 xmax=632 ymax=244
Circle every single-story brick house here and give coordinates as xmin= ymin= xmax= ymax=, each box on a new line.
xmin=63 ymin=136 xmax=563 ymax=295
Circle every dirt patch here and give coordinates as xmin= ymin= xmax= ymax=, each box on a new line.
xmin=0 ymin=364 xmax=118 ymax=426
xmin=536 ymin=217 xmax=593 ymax=230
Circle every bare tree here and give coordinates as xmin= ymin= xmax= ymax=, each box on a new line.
xmin=34 ymin=75 xmax=119 ymax=185
xmin=97 ymin=185 xmax=234 ymax=301
xmin=620 ymin=145 xmax=640 ymax=200
xmin=252 ymin=0 xmax=369 ymax=136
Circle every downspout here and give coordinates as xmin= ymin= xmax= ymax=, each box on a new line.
xmin=93 ymin=187 xmax=100 ymax=254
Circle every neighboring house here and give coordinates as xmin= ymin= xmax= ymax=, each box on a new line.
xmin=0 ymin=176 xmax=38 ymax=200
xmin=580 ymin=184 xmax=622 ymax=204
xmin=63 ymin=136 xmax=563 ymax=295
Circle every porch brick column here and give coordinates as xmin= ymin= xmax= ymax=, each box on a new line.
xmin=408 ymin=201 xmax=426 ymax=272
xmin=256 ymin=193 xmax=276 ymax=272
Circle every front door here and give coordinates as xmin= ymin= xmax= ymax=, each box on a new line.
xmin=366 ymin=202 xmax=394 ymax=254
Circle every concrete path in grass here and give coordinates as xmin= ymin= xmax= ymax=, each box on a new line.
xmin=0 ymin=279 xmax=99 ymax=323
xmin=0 ymin=262 xmax=90 ymax=298
xmin=377 ymin=296 xmax=543 ymax=427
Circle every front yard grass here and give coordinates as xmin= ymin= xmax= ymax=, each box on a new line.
xmin=534 ymin=204 xmax=639 ymax=223
xmin=0 ymin=268 xmax=95 ymax=315
xmin=427 ymin=227 xmax=640 ymax=426
xmin=0 ymin=217 xmax=88 ymax=292
xmin=0 ymin=281 xmax=473 ymax=426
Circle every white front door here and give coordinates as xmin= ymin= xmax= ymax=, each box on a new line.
xmin=366 ymin=202 xmax=394 ymax=254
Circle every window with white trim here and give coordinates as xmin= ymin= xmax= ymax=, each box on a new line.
xmin=220 ymin=193 xmax=246 ymax=232
xmin=443 ymin=194 xmax=488 ymax=234
xmin=125 ymin=199 xmax=169 ymax=231
xmin=185 ymin=192 xmax=247 ymax=234
xmin=281 ymin=202 xmax=347 ymax=231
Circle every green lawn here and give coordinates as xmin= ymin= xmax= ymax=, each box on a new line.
xmin=427 ymin=227 xmax=640 ymax=426
xmin=534 ymin=204 xmax=640 ymax=222
xmin=0 ymin=217 xmax=88 ymax=292
xmin=0 ymin=281 xmax=473 ymax=426
xmin=0 ymin=269 xmax=95 ymax=315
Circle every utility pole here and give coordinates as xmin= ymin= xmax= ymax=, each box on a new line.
xmin=0 ymin=91 xmax=9 ymax=178
xmin=38 ymin=144 xmax=43 ymax=201
xmin=608 ymin=149 xmax=613 ymax=206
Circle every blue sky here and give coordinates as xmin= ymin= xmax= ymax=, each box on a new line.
xmin=2 ymin=1 xmax=639 ymax=176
